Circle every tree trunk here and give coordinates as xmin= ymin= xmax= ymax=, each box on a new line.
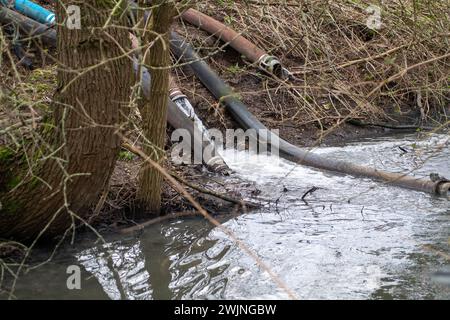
xmin=136 ymin=0 xmax=174 ymax=215
xmin=0 ymin=0 xmax=132 ymax=241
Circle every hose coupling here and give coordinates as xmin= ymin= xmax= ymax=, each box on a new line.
xmin=206 ymin=156 xmax=231 ymax=176
xmin=169 ymin=87 xmax=187 ymax=102
xmin=257 ymin=54 xmax=292 ymax=80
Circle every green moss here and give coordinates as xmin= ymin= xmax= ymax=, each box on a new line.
xmin=28 ymin=68 xmax=57 ymax=84
xmin=0 ymin=147 xmax=39 ymax=193
xmin=6 ymin=176 xmax=21 ymax=190
xmin=9 ymin=67 xmax=57 ymax=114
xmin=118 ymin=150 xmax=134 ymax=161
xmin=41 ymin=120 xmax=56 ymax=136
xmin=215 ymin=0 xmax=235 ymax=8
xmin=29 ymin=176 xmax=41 ymax=189
xmin=0 ymin=147 xmax=15 ymax=163
xmin=96 ymin=0 xmax=127 ymax=15
xmin=227 ymin=63 xmax=243 ymax=75
xmin=0 ymin=199 xmax=22 ymax=216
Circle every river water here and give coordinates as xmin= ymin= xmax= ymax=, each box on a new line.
xmin=7 ymin=133 xmax=450 ymax=299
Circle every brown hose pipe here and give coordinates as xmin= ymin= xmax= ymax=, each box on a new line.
xmin=182 ymin=8 xmax=265 ymax=62
xmin=181 ymin=8 xmax=291 ymax=79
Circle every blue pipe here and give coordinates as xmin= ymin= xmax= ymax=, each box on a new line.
xmin=1 ymin=0 xmax=55 ymax=25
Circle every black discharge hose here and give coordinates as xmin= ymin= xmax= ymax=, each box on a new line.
xmin=170 ymin=31 xmax=450 ymax=196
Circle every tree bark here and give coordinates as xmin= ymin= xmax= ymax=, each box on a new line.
xmin=136 ymin=0 xmax=174 ymax=215
xmin=0 ymin=0 xmax=132 ymax=241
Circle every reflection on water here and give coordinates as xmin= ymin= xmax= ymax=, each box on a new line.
xmin=77 ymin=242 xmax=152 ymax=300
xmin=9 ymin=133 xmax=450 ymax=299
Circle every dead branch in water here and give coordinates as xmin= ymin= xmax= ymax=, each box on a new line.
xmin=121 ymin=143 xmax=260 ymax=209
xmin=118 ymin=211 xmax=202 ymax=234
xmin=118 ymin=210 xmax=241 ymax=234
xmin=170 ymin=171 xmax=260 ymax=208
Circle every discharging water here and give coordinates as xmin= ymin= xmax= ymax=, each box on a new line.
xmin=7 ymin=133 xmax=450 ymax=299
